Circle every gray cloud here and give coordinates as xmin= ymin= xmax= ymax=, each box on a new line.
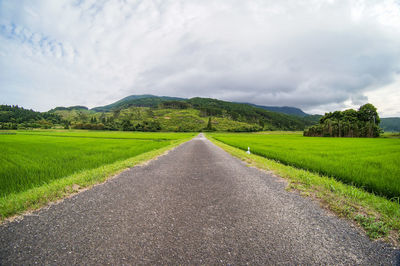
xmin=0 ymin=0 xmax=400 ymax=116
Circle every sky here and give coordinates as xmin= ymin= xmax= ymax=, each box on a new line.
xmin=1 ymin=0 xmax=400 ymax=117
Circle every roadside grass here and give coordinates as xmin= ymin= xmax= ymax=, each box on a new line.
xmin=0 ymin=136 xmax=191 ymax=221
xmin=207 ymin=135 xmax=400 ymax=245
xmin=209 ymin=132 xmax=400 ymax=200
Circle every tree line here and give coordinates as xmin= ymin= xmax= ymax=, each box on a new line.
xmin=0 ymin=105 xmax=63 ymax=130
xmin=303 ymin=103 xmax=382 ymax=137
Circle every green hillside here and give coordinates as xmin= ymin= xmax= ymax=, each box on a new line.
xmin=185 ymin=97 xmax=313 ymax=130
xmin=52 ymin=96 xmax=318 ymax=131
xmin=52 ymin=106 xmax=264 ymax=132
xmin=2 ymin=95 xmax=320 ymax=132
xmin=90 ymin=95 xmax=318 ymax=129
xmin=88 ymin=95 xmax=317 ymax=130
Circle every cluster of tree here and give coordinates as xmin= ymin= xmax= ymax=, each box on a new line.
xmin=50 ymin=106 xmax=88 ymax=111
xmin=0 ymin=105 xmax=63 ymax=129
xmin=205 ymin=117 xmax=214 ymax=131
xmin=120 ymin=120 xmax=161 ymax=131
xmin=227 ymin=125 xmax=263 ymax=132
xmin=67 ymin=117 xmax=162 ymax=132
xmin=159 ymin=101 xmax=191 ymax=109
xmin=304 ymin=103 xmax=382 ymax=137
xmin=72 ymin=123 xmax=105 ymax=130
xmin=0 ymin=122 xmax=18 ymax=130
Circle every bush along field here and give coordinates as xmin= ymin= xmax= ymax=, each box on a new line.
xmin=0 ymin=130 xmax=194 ymax=219
xmin=209 ymin=132 xmax=400 ymax=200
xmin=207 ymin=136 xmax=400 ymax=244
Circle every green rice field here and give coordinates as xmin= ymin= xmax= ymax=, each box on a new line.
xmin=209 ymin=132 xmax=400 ymax=199
xmin=0 ymin=130 xmax=194 ymax=196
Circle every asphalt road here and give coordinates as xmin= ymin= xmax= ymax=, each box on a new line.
xmin=1 ymin=134 xmax=399 ymax=265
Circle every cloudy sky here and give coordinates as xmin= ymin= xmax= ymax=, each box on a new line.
xmin=1 ymin=0 xmax=400 ymax=116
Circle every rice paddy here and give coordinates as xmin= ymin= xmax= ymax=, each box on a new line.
xmin=0 ymin=130 xmax=194 ymax=196
xmin=209 ymin=132 xmax=400 ymax=199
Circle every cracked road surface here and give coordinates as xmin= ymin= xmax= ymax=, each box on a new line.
xmin=1 ymin=134 xmax=399 ymax=265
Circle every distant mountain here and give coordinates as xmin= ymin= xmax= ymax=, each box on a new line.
xmin=91 ymin=95 xmax=185 ymax=112
xmin=94 ymin=94 xmax=312 ymax=117
xmin=301 ymin=114 xmax=323 ymax=125
xmin=43 ymin=94 xmax=324 ymax=131
xmin=83 ymin=95 xmax=317 ymax=131
xmin=245 ymin=103 xmax=309 ymax=117
xmin=381 ymin=117 xmax=400 ymax=132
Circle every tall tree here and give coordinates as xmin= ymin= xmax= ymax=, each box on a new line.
xmin=358 ymin=103 xmax=380 ymax=125
xmin=206 ymin=117 xmax=212 ymax=130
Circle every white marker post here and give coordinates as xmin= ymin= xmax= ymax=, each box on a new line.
xmin=246 ymin=147 xmax=251 ymax=154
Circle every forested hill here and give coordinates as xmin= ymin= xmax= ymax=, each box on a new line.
xmin=93 ymin=94 xmax=311 ymax=117
xmin=183 ymin=97 xmax=314 ymax=130
xmin=0 ymin=105 xmax=62 ymax=129
xmin=86 ymin=95 xmax=318 ymax=131
xmin=243 ymin=103 xmax=309 ymax=117
xmin=1 ymin=95 xmax=322 ymax=131
xmin=380 ymin=117 xmax=400 ymax=132
xmin=91 ymin=95 xmax=184 ymax=112
xmin=90 ymin=95 xmax=318 ymax=122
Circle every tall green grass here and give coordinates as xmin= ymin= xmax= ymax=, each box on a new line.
xmin=209 ymin=132 xmax=400 ymax=199
xmin=0 ymin=131 xmax=194 ymax=196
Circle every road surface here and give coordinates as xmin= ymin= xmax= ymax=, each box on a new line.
xmin=1 ymin=134 xmax=399 ymax=265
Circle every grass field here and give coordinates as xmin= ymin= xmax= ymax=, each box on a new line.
xmin=209 ymin=132 xmax=400 ymax=199
xmin=0 ymin=130 xmax=194 ymax=197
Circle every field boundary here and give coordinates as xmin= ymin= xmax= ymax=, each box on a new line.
xmin=0 ymin=137 xmax=192 ymax=223
xmin=206 ymin=135 xmax=400 ymax=247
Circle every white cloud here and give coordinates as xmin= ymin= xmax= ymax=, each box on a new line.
xmin=0 ymin=0 xmax=399 ymax=117
xmin=364 ymin=76 xmax=400 ymax=117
